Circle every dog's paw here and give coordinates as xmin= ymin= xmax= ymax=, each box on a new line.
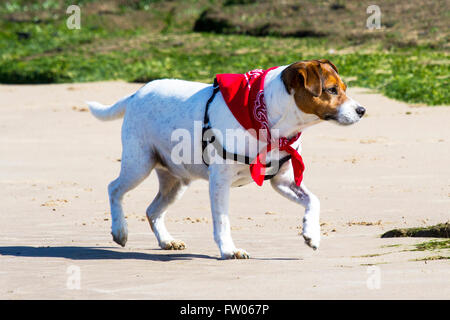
xmin=161 ymin=240 xmax=186 ymax=250
xmin=111 ymin=225 xmax=128 ymax=247
xmin=302 ymin=217 xmax=321 ymax=250
xmin=221 ymin=248 xmax=250 ymax=260
xmin=302 ymin=232 xmax=320 ymax=250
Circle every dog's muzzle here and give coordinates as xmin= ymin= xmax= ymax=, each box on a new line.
xmin=333 ymin=99 xmax=365 ymax=125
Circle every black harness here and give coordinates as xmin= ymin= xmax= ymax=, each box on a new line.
xmin=202 ymin=79 xmax=292 ymax=180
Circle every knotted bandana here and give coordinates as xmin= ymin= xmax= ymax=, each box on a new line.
xmin=216 ymin=67 xmax=305 ymax=186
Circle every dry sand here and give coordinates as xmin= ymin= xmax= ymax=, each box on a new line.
xmin=0 ymin=82 xmax=449 ymax=299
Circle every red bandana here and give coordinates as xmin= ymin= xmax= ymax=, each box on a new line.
xmin=216 ymin=67 xmax=305 ymax=186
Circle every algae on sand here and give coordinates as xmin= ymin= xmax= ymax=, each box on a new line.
xmin=381 ymin=222 xmax=450 ymax=238
xmin=413 ymin=239 xmax=450 ymax=251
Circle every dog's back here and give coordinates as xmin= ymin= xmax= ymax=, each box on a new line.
xmin=88 ymin=79 xmax=211 ymax=123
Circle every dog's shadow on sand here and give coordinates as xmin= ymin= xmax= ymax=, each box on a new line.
xmin=0 ymin=246 xmax=217 ymax=262
xmin=0 ymin=246 xmax=301 ymax=261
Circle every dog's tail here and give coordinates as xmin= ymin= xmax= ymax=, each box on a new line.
xmin=86 ymin=94 xmax=132 ymax=121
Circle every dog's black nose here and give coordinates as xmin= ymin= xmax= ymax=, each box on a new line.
xmin=355 ymin=106 xmax=366 ymax=117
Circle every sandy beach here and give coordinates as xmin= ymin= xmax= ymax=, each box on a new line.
xmin=0 ymin=81 xmax=448 ymax=299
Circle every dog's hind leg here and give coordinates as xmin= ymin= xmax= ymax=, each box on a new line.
xmin=146 ymin=169 xmax=189 ymax=250
xmin=108 ymin=138 xmax=155 ymax=247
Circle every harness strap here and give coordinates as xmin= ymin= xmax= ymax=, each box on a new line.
xmin=202 ymin=79 xmax=292 ymax=180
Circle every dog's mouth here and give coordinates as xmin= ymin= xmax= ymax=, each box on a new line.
xmin=323 ymin=113 xmax=361 ymax=126
xmin=323 ymin=101 xmax=365 ymax=126
xmin=323 ymin=114 xmax=337 ymax=121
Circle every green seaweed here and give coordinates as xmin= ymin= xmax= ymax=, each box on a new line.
xmin=413 ymin=239 xmax=450 ymax=251
xmin=381 ymin=223 xmax=450 ymax=238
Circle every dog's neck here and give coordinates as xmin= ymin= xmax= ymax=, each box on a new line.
xmin=264 ymin=66 xmax=321 ymax=139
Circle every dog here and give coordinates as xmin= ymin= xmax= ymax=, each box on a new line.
xmin=88 ymin=59 xmax=365 ymax=259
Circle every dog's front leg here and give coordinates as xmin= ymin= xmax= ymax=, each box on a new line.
xmin=209 ymin=166 xmax=250 ymax=259
xmin=271 ymin=163 xmax=321 ymax=250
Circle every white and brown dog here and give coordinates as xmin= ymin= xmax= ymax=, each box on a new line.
xmin=88 ymin=60 xmax=365 ymax=259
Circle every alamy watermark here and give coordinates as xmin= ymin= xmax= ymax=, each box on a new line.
xmin=171 ymin=121 xmax=282 ymax=171
xmin=366 ymin=266 xmax=381 ymax=290
xmin=66 ymin=5 xmax=81 ymax=30
xmin=366 ymin=5 xmax=381 ymax=30
xmin=66 ymin=265 xmax=81 ymax=290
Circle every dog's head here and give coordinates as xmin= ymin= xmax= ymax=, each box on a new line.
xmin=281 ymin=59 xmax=365 ymax=125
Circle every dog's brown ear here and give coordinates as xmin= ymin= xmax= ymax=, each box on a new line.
xmin=318 ymin=59 xmax=339 ymax=74
xmin=298 ymin=61 xmax=322 ymax=97
xmin=282 ymin=61 xmax=323 ymax=97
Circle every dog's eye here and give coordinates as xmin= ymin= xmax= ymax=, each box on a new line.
xmin=327 ymin=87 xmax=338 ymax=95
